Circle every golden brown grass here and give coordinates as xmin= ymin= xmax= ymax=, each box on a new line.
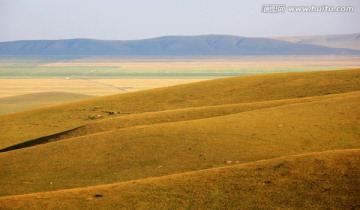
xmin=1 ymin=69 xmax=359 ymax=149
xmin=0 ymin=69 xmax=359 ymax=209
xmin=0 ymin=149 xmax=358 ymax=209
xmin=0 ymin=90 xmax=359 ymax=196
xmin=5 ymin=91 xmax=355 ymax=148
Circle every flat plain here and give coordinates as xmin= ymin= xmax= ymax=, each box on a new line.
xmin=0 ymin=78 xmax=206 ymax=98
xmin=1 ymin=55 xmax=360 ymax=114
xmin=2 ymin=56 xmax=360 ymax=78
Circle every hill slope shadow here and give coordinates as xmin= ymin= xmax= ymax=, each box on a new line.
xmin=0 ymin=127 xmax=81 ymax=153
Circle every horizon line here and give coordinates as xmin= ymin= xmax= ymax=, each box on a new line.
xmin=1 ymin=32 xmax=360 ymax=43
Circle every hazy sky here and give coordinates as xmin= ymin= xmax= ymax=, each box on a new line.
xmin=1 ymin=0 xmax=359 ymax=41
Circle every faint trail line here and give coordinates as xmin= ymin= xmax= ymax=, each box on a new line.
xmin=79 ymin=79 xmax=129 ymax=92
xmin=84 ymin=69 xmax=96 ymax=74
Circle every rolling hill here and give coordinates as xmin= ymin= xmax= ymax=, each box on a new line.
xmin=0 ymin=90 xmax=359 ymax=197
xmin=1 ymin=35 xmax=360 ymax=56
xmin=0 ymin=149 xmax=358 ymax=209
xmin=0 ymin=69 xmax=359 ymax=209
xmin=1 ymin=69 xmax=359 ymax=150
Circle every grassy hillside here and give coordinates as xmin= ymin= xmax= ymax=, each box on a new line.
xmin=0 ymin=91 xmax=355 ymax=152
xmin=0 ymin=69 xmax=359 ymax=149
xmin=0 ymin=90 xmax=359 ymax=196
xmin=0 ymin=69 xmax=359 ymax=209
xmin=0 ymin=149 xmax=358 ymax=209
xmin=0 ymin=92 xmax=93 ymax=115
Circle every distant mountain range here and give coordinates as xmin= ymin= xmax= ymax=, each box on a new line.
xmin=1 ymin=34 xmax=359 ymax=56
xmin=272 ymin=33 xmax=360 ymax=51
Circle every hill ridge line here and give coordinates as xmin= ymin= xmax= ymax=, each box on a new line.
xmin=1 ymin=68 xmax=358 ymax=118
xmin=1 ymin=148 xmax=358 ymax=198
xmin=1 ymin=35 xmax=360 ymax=56
xmin=2 ymin=91 xmax=357 ymax=153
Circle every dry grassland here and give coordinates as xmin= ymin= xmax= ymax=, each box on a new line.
xmin=0 ymin=149 xmax=358 ymax=209
xmin=0 ymin=91 xmax=359 ymax=196
xmin=0 ymin=69 xmax=359 ymax=209
xmin=1 ymin=69 xmax=359 ymax=149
